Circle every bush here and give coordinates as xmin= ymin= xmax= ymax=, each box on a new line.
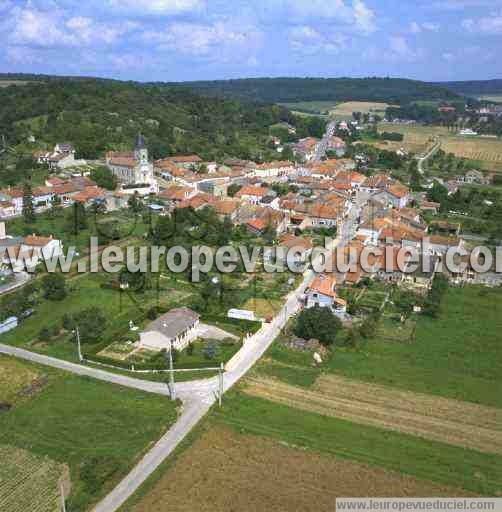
xmin=73 ymin=307 xmax=107 ymax=343
xmin=203 ymin=340 xmax=220 ymax=360
xmin=38 ymin=327 xmax=51 ymax=342
xmin=41 ymin=273 xmax=67 ymax=301
xmin=294 ymin=306 xmax=342 ymax=346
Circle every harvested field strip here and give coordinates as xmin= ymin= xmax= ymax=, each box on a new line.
xmin=244 ymin=375 xmax=502 ymax=455
xmin=130 ymin=426 xmax=469 ymax=512
xmin=0 ymin=445 xmax=65 ymax=512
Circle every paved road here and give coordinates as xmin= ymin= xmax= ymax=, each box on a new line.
xmin=417 ymin=138 xmax=441 ymax=174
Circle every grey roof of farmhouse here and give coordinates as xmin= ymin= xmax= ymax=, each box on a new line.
xmin=144 ymin=307 xmax=199 ymax=340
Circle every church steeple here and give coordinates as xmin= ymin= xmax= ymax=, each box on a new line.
xmin=135 ymin=133 xmax=146 ymax=151
xmin=134 ymin=133 xmax=148 ymax=164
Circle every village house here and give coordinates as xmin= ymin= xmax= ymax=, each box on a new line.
xmin=276 ymin=234 xmax=313 ymax=268
xmin=158 ymin=186 xmax=197 ymax=208
xmin=139 ymin=308 xmax=200 ymax=351
xmin=373 ymin=183 xmax=411 ymax=209
xmin=212 ymin=199 xmax=240 ymax=221
xmin=455 ymin=170 xmax=491 ymax=186
xmin=326 ymin=136 xmax=347 ymax=157
xmin=1 ymin=223 xmax=63 ymax=272
xmin=292 ymin=137 xmax=319 ymax=162
xmin=235 ymin=185 xmax=271 ymax=205
xmin=305 ymin=274 xmax=347 ymax=316
xmin=162 ymin=154 xmax=203 ymax=170
xmin=252 ymin=161 xmax=295 ymax=179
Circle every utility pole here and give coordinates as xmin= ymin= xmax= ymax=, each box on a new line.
xmin=73 ymin=327 xmax=83 ymax=362
xmin=59 ymin=482 xmax=66 ymax=512
xmin=218 ymin=362 xmax=224 ymax=407
xmin=168 ymin=341 xmax=176 ymax=400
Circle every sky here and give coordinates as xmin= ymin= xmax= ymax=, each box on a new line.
xmin=0 ymin=0 xmax=501 ymax=83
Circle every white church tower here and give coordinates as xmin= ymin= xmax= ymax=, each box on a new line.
xmin=133 ymin=133 xmax=158 ymax=194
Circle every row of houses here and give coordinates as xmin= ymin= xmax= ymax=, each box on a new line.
xmin=0 ymin=176 xmax=107 ymax=218
xmin=0 ymin=222 xmax=63 ymax=272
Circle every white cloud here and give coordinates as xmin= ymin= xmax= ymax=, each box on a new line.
xmin=7 ymin=6 xmax=137 ymax=48
xmin=288 ymin=25 xmax=347 ymax=55
xmin=442 ymin=52 xmax=455 ymax=62
xmin=285 ymin=0 xmax=376 ymax=33
xmin=409 ymin=21 xmax=440 ymax=33
xmin=144 ymin=19 xmax=263 ymax=60
xmin=388 ymin=36 xmax=423 ymax=61
xmin=107 ymin=0 xmax=204 ymax=15
xmin=463 ymin=16 xmax=502 ymax=34
xmin=352 ymin=0 xmax=376 ymax=33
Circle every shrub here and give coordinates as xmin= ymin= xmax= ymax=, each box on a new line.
xmin=41 ymin=273 xmax=67 ymax=301
xmin=38 ymin=327 xmax=51 ymax=342
xmin=294 ymin=306 xmax=342 ymax=346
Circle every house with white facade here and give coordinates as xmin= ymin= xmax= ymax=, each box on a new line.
xmin=139 ymin=308 xmax=200 ymax=351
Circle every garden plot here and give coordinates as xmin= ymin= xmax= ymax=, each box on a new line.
xmin=0 ymin=445 xmax=67 ymax=512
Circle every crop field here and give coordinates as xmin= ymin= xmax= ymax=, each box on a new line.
xmin=377 ymin=123 xmax=502 ymax=171
xmin=243 ymin=375 xmax=502 ymax=455
xmin=129 ymin=425 xmax=469 ymax=512
xmin=0 ymin=80 xmax=31 ymax=87
xmin=0 ymin=362 xmax=178 ymax=510
xmin=279 ymin=101 xmax=336 ymax=114
xmin=330 ymin=101 xmax=394 ymax=119
xmin=441 ymin=137 xmax=502 ymax=169
xmin=0 ymin=356 xmax=42 ymax=405
xmin=477 ymin=95 xmax=502 ymax=102
xmin=0 ymin=445 xmax=66 ymax=512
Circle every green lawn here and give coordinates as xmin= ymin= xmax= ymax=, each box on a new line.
xmin=259 ymin=285 xmax=502 ymax=408
xmin=328 ymin=286 xmax=502 ymax=407
xmin=214 ymin=392 xmax=502 ymax=496
xmin=0 ymin=358 xmax=178 ymax=511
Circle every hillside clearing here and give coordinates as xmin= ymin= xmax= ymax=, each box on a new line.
xmin=331 ymin=101 xmax=395 ymax=119
xmin=244 ymin=375 xmax=502 ymax=455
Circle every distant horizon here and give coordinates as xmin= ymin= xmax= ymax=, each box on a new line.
xmin=1 ymin=71 xmax=502 ymax=85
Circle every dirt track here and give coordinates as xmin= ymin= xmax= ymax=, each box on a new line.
xmin=244 ymin=374 xmax=502 ymax=455
xmin=131 ymin=426 xmax=469 ymax=512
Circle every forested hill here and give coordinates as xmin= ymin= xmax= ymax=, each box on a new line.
xmin=434 ymin=80 xmax=502 ymax=97
xmin=164 ymin=77 xmax=462 ymax=104
xmin=0 ymin=78 xmax=307 ymax=161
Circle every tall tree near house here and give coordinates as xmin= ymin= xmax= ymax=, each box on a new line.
xmin=22 ymin=180 xmax=35 ymax=224
xmin=48 ymin=194 xmax=62 ymax=218
xmin=294 ymin=305 xmax=342 ymax=346
xmin=41 ymin=273 xmax=67 ymax=301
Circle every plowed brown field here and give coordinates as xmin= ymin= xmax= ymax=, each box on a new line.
xmin=243 ymin=375 xmax=502 ymax=455
xmin=131 ymin=426 xmax=469 ymax=512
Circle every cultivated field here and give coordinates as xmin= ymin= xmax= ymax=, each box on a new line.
xmin=244 ymin=375 xmax=502 ymax=455
xmin=477 ymin=95 xmax=502 ymax=102
xmin=279 ymin=101 xmax=336 ymax=114
xmin=129 ymin=425 xmax=468 ymax=512
xmin=0 ymin=445 xmax=67 ymax=512
xmin=0 ymin=80 xmax=31 ymax=88
xmin=330 ymin=101 xmax=394 ymax=119
xmin=0 ymin=356 xmax=42 ymax=405
xmin=0 ymin=362 xmax=178 ymax=510
xmin=378 ymin=123 xmax=502 ymax=171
